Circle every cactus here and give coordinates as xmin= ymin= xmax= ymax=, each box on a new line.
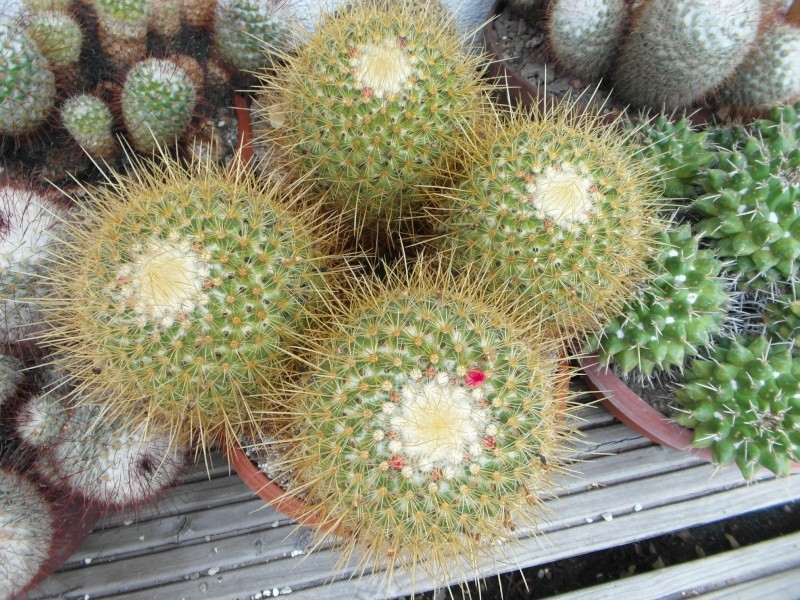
xmin=628 ymin=115 xmax=716 ymax=200
xmin=613 ymin=0 xmax=763 ymax=110
xmin=0 ymin=184 xmax=71 ymax=345
xmin=0 ymin=467 xmax=55 ymax=599
xmin=674 ymin=335 xmax=800 ymax=479
xmin=590 ymin=225 xmax=729 ymax=376
xmin=0 ymin=16 xmax=56 ymax=136
xmin=764 ymin=290 xmax=800 ymax=349
xmin=266 ymin=263 xmax=574 ymax=586
xmin=24 ymin=10 xmax=83 ymax=73
xmin=61 ymin=94 xmax=117 ymax=158
xmin=213 ymin=0 xmax=295 ymax=75
xmin=39 ymin=152 xmax=334 ymax=451
xmin=719 ymin=22 xmax=800 ymax=109
xmin=439 ymin=101 xmax=665 ymax=338
xmin=253 ymin=0 xmax=493 ymax=235
xmin=692 ymin=123 xmax=800 ymax=290
xmin=92 ymin=0 xmax=151 ymax=67
xmin=0 ymin=354 xmax=23 ymax=410
xmin=121 ymin=57 xmax=198 ymax=153
xmin=546 ymin=0 xmax=627 ymax=82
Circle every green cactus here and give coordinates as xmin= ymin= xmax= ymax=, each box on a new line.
xmin=213 ymin=0 xmax=294 ymax=75
xmin=692 ymin=124 xmax=800 ymax=290
xmin=674 ymin=335 xmax=800 ymax=479
xmin=590 ymin=225 xmax=729 ymax=376
xmin=628 ymin=115 xmax=716 ymax=200
xmin=121 ymin=57 xmax=198 ymax=153
xmin=0 ymin=17 xmax=56 ymax=136
xmin=765 ymin=291 xmax=800 ymax=350
xmin=0 ymin=467 xmax=55 ymax=599
xmin=719 ymin=22 xmax=800 ymax=109
xmin=92 ymin=0 xmax=151 ymax=67
xmin=268 ymin=265 xmax=574 ymax=585
xmin=40 ymin=153 xmax=334 ymax=451
xmin=0 ymin=184 xmax=71 ymax=345
xmin=24 ymin=10 xmax=83 ymax=73
xmin=613 ymin=0 xmax=763 ymax=110
xmin=546 ymin=0 xmax=627 ymax=82
xmin=61 ymin=94 xmax=116 ymax=158
xmin=253 ymin=0 xmax=493 ymax=235
xmin=440 ymin=102 xmax=665 ymax=338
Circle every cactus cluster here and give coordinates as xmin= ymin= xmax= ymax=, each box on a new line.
xmin=590 ymin=225 xmax=729 ymax=376
xmin=674 ymin=335 xmax=800 ymax=479
xmin=273 ymin=265 xmax=573 ymax=584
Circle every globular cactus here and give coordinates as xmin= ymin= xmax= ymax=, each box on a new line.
xmin=613 ymin=0 xmax=763 ymax=110
xmin=590 ymin=225 xmax=729 ymax=376
xmin=674 ymin=335 xmax=800 ymax=479
xmin=628 ymin=115 xmax=716 ymax=200
xmin=213 ymin=0 xmax=295 ymax=75
xmin=0 ymin=354 xmax=23 ymax=410
xmin=0 ymin=184 xmax=71 ymax=345
xmin=546 ymin=0 xmax=627 ymax=82
xmin=0 ymin=467 xmax=55 ymax=600
xmin=266 ymin=264 xmax=574 ymax=586
xmin=764 ymin=290 xmax=800 ymax=349
xmin=0 ymin=16 xmax=56 ymax=136
xmin=22 ymin=0 xmax=73 ymax=12
xmin=692 ymin=123 xmax=800 ymax=290
xmin=60 ymin=94 xmax=117 ymax=159
xmin=121 ymin=56 xmax=198 ymax=153
xmin=253 ymin=0 xmax=493 ymax=236
xmin=719 ymin=22 xmax=800 ymax=109
xmin=439 ymin=101 xmax=665 ymax=338
xmin=24 ymin=9 xmax=83 ymax=76
xmin=39 ymin=152 xmax=335 ymax=451
xmin=92 ymin=0 xmax=150 ymax=68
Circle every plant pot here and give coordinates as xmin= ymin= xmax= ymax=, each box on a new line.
xmin=232 ymin=93 xmax=254 ymax=166
xmin=578 ymin=353 xmax=800 ymax=475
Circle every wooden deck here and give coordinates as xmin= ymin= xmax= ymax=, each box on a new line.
xmin=27 ymin=400 xmax=800 ymax=600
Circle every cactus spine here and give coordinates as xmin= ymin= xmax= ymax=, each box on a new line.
xmin=613 ymin=0 xmax=763 ymax=110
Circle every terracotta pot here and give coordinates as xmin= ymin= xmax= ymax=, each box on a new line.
xmin=232 ymin=92 xmax=254 ymax=167
xmin=578 ymin=353 xmax=800 ymax=475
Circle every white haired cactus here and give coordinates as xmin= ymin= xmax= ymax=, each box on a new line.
xmin=0 ymin=184 xmax=70 ymax=345
xmin=0 ymin=16 xmax=56 ymax=136
xmin=613 ymin=0 xmax=763 ymax=110
xmin=547 ymin=0 xmax=627 ymax=81
xmin=61 ymin=94 xmax=116 ymax=158
xmin=0 ymin=353 xmax=23 ymax=410
xmin=121 ymin=57 xmax=198 ymax=153
xmin=24 ymin=9 xmax=83 ymax=74
xmin=0 ymin=467 xmax=55 ymax=600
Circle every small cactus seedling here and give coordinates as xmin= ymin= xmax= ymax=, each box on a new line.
xmin=60 ymin=94 xmax=117 ymax=159
xmin=613 ymin=0 xmax=763 ymax=110
xmin=719 ymin=21 xmax=800 ymax=108
xmin=213 ymin=0 xmax=295 ymax=75
xmin=0 ymin=16 xmax=56 ymax=136
xmin=546 ymin=0 xmax=627 ymax=82
xmin=253 ymin=0 xmax=494 ymax=236
xmin=627 ymin=115 xmax=716 ymax=200
xmin=0 ymin=467 xmax=55 ymax=599
xmin=440 ymin=100 xmax=666 ymax=338
xmin=692 ymin=125 xmax=800 ymax=290
xmin=121 ymin=57 xmax=199 ymax=153
xmin=0 ymin=184 xmax=71 ymax=345
xmin=674 ymin=335 xmax=800 ymax=479
xmin=265 ymin=263 xmax=575 ymax=586
xmin=590 ymin=225 xmax=729 ymax=376
xmin=39 ymin=151 xmax=336 ymax=451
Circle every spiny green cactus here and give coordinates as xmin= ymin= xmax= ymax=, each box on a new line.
xmin=213 ymin=0 xmax=295 ymax=75
xmin=0 ymin=16 xmax=56 ymax=136
xmin=628 ymin=115 xmax=716 ymax=200
xmin=692 ymin=126 xmax=800 ymax=290
xmin=253 ymin=0 xmax=493 ymax=236
xmin=0 ymin=354 xmax=23 ymax=409
xmin=93 ymin=0 xmax=151 ymax=67
xmin=121 ymin=57 xmax=198 ymax=153
xmin=765 ymin=291 xmax=800 ymax=349
xmin=440 ymin=101 xmax=666 ymax=338
xmin=546 ymin=0 xmax=627 ymax=82
xmin=267 ymin=264 xmax=574 ymax=586
xmin=719 ymin=22 xmax=800 ymax=109
xmin=61 ymin=94 xmax=116 ymax=158
xmin=0 ymin=467 xmax=55 ymax=599
xmin=39 ymin=152 xmax=335 ymax=451
xmin=613 ymin=0 xmax=763 ymax=110
xmin=0 ymin=184 xmax=71 ymax=344
xmin=24 ymin=10 xmax=83 ymax=73
xmin=675 ymin=335 xmax=800 ymax=479
xmin=590 ymin=225 xmax=729 ymax=376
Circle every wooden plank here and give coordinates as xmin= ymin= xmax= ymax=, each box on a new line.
xmin=548 ymin=530 xmax=800 ymax=599
xmin=698 ymin=568 xmax=800 ymax=600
